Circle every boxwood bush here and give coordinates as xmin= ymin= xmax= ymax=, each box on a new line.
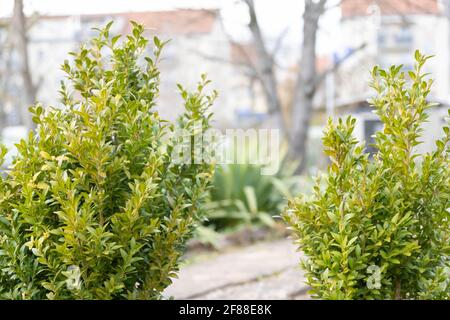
xmin=283 ymin=51 xmax=449 ymax=300
xmin=0 ymin=22 xmax=216 ymax=299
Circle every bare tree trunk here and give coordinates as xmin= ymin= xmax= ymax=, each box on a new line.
xmin=0 ymin=20 xmax=14 ymax=133
xmin=12 ymin=0 xmax=36 ymax=129
xmin=0 ymin=99 xmax=5 ymax=132
xmin=290 ymin=0 xmax=326 ymax=173
xmin=244 ymin=0 xmax=284 ymax=129
xmin=394 ymin=279 xmax=402 ymax=300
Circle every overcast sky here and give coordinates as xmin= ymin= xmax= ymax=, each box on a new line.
xmin=0 ymin=0 xmax=342 ymax=55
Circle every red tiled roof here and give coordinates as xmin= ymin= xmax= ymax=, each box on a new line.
xmin=26 ymin=9 xmax=219 ymax=36
xmin=115 ymin=10 xmax=219 ymax=35
xmin=341 ymin=0 xmax=442 ymax=18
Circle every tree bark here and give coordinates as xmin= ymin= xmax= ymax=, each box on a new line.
xmin=0 ymin=101 xmax=5 ymax=132
xmin=12 ymin=0 xmax=36 ymax=129
xmin=244 ymin=0 xmax=284 ymax=129
xmin=394 ymin=278 xmax=402 ymax=300
xmin=290 ymin=0 xmax=326 ymax=173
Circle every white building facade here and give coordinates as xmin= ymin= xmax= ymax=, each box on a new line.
xmin=332 ymin=0 xmax=450 ymax=153
xmin=1 ymin=10 xmax=258 ymax=130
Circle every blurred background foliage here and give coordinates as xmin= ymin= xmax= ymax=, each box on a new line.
xmin=194 ymin=145 xmax=315 ymax=247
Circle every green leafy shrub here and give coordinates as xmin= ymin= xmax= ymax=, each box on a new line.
xmin=0 ymin=21 xmax=216 ymax=299
xmin=283 ymin=51 xmax=449 ymax=300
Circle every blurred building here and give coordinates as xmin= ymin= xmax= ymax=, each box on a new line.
xmin=330 ymin=0 xmax=450 ymax=153
xmin=0 ymin=9 xmax=261 ymax=130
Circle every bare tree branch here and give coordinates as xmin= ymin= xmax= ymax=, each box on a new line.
xmin=290 ymin=0 xmax=327 ymax=173
xmin=271 ymin=26 xmax=290 ymax=58
xmin=12 ymin=0 xmax=36 ymax=129
xmin=191 ymin=48 xmax=257 ymax=76
xmin=243 ymin=0 xmax=282 ymax=116
xmin=314 ymin=42 xmax=367 ymax=90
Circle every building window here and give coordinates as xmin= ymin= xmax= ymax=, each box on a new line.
xmin=377 ymin=24 xmax=413 ymax=50
xmin=395 ymin=27 xmax=413 ymax=45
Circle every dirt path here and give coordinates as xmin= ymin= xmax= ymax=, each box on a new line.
xmin=164 ymin=239 xmax=311 ymax=300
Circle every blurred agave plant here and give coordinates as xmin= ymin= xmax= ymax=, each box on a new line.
xmin=202 ymin=148 xmax=304 ymax=233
